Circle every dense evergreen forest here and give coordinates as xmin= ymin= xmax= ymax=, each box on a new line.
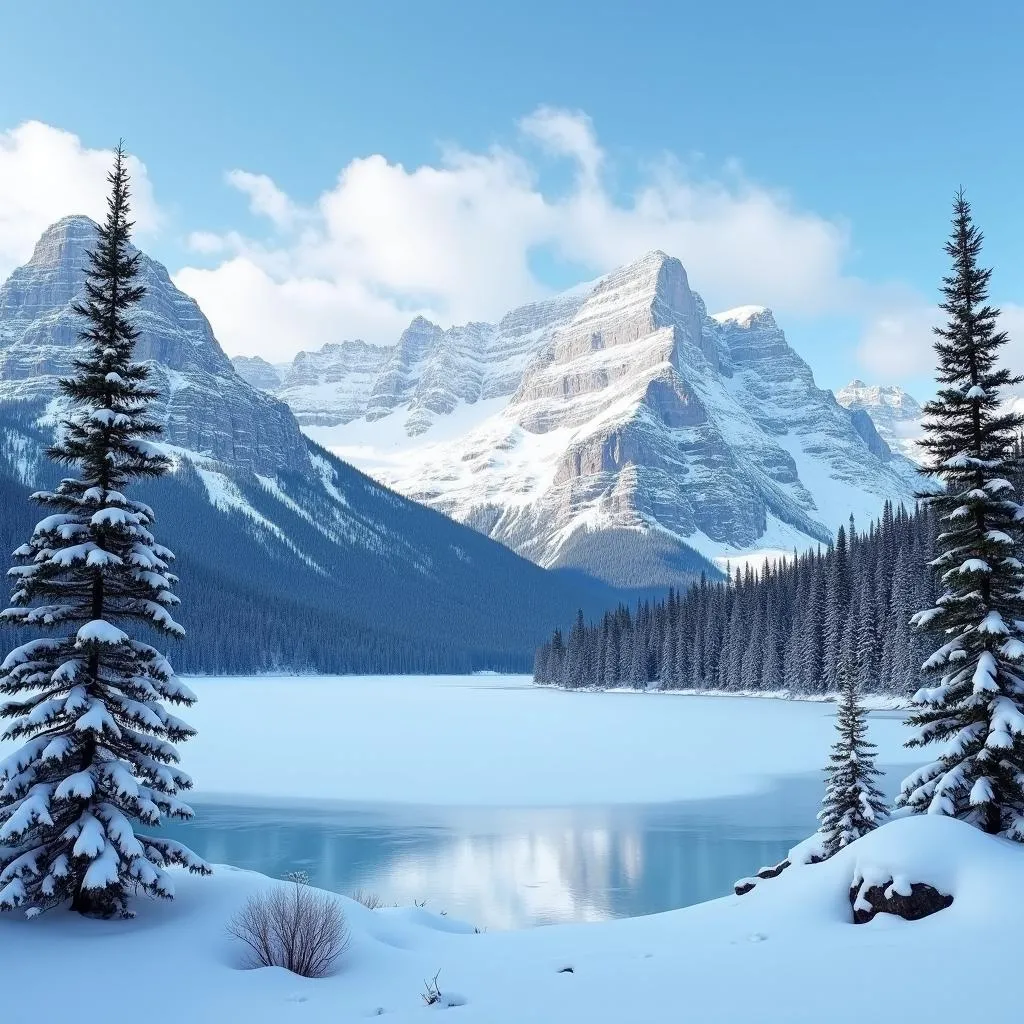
xmin=0 ymin=403 xmax=625 ymax=676
xmin=535 ymin=500 xmax=943 ymax=696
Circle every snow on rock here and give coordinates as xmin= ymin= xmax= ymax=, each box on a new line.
xmin=0 ymin=815 xmax=1019 ymax=1023
xmin=0 ymin=216 xmax=310 ymax=479
xmin=835 ymin=380 xmax=925 ymax=462
xmin=290 ymin=254 xmax=921 ymax=586
xmin=710 ymin=304 xmax=769 ymax=327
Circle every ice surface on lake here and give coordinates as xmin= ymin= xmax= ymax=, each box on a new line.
xmin=167 ymin=673 xmax=919 ymax=806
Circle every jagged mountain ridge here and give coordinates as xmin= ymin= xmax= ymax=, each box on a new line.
xmin=0 ymin=216 xmax=628 ymax=671
xmin=1 ymin=216 xmax=309 ymax=478
xmin=835 ymin=379 xmax=925 ymax=462
xmin=234 ymin=289 xmax=590 ymax=436
xmin=260 ymin=251 xmax=921 ymax=585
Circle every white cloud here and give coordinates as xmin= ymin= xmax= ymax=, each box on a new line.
xmin=521 ymin=106 xmax=604 ymax=184
xmin=174 ymin=108 xmax=860 ymax=362
xmin=857 ymin=300 xmax=938 ymax=379
xmin=225 ymin=170 xmax=301 ymax=230
xmin=856 ymin=296 xmax=1024 ymax=399
xmin=0 ymin=121 xmax=160 ymax=281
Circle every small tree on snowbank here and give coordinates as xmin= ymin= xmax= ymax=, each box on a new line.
xmin=0 ymin=146 xmax=210 ymax=917
xmin=818 ymin=658 xmax=887 ymax=856
xmin=897 ymin=192 xmax=1024 ymax=838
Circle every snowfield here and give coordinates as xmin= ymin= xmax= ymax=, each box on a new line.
xmin=168 ymin=673 xmax=920 ymax=805
xmin=0 ymin=814 xmax=1019 ymax=1023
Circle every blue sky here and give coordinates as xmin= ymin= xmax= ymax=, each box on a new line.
xmin=1 ymin=0 xmax=1023 ymax=394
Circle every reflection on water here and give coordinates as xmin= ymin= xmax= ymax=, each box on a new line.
xmin=160 ymin=770 xmax=899 ymax=930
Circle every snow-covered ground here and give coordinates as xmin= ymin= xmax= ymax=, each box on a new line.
xmin=168 ymin=673 xmax=919 ymax=805
xmin=2 ymin=674 xmax=1016 ymax=1022
xmin=0 ymin=814 xmax=1018 ymax=1023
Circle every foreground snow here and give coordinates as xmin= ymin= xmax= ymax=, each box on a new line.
xmin=0 ymin=815 xmax=1017 ymax=1023
xmin=166 ymin=674 xmax=918 ymax=805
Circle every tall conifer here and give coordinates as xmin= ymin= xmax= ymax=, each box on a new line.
xmin=0 ymin=147 xmax=210 ymax=916
xmin=898 ymin=192 xmax=1024 ymax=837
xmin=818 ymin=657 xmax=887 ymax=856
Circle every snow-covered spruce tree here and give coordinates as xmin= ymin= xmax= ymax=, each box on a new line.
xmin=897 ymin=191 xmax=1024 ymax=838
xmin=818 ymin=657 xmax=887 ymax=857
xmin=0 ymin=146 xmax=210 ymax=917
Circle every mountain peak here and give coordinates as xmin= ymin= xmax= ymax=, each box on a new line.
xmin=835 ymin=380 xmax=924 ymax=463
xmin=836 ymin=380 xmax=919 ymax=407
xmin=568 ymin=249 xmax=697 ymax=340
xmin=711 ymin=305 xmax=773 ymax=328
xmin=28 ymin=214 xmax=100 ymax=267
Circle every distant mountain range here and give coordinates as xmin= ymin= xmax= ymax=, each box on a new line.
xmin=0 ymin=216 xmax=627 ymax=674
xmin=236 ymin=251 xmax=922 ymax=585
xmin=835 ymin=380 xmax=925 ymax=462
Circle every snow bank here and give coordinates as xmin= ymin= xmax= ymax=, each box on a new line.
xmin=165 ymin=674 xmax=919 ymax=805
xmin=0 ymin=815 xmax=1018 ymax=1023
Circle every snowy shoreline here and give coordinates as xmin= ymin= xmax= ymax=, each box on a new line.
xmin=535 ymin=681 xmax=911 ymax=711
xmin=0 ymin=814 xmax=1018 ymax=1023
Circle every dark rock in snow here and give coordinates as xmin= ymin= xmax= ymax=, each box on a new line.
xmin=850 ymin=879 xmax=953 ymax=924
xmin=734 ymin=858 xmax=793 ymax=896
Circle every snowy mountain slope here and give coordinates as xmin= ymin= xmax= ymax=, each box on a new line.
xmin=260 ymin=290 xmax=589 ymax=436
xmin=231 ymin=354 xmax=286 ymax=392
xmin=835 ymin=380 xmax=925 ymax=462
xmin=0 ymin=218 xmax=626 ymax=671
xmin=279 ymin=252 xmax=920 ymax=585
xmin=0 ymin=217 xmax=309 ymax=478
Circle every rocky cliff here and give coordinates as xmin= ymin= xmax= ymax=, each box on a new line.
xmin=0 ymin=217 xmax=622 ymax=669
xmin=0 ymin=216 xmax=309 ymax=478
xmin=835 ymin=379 xmax=924 ymax=462
xmin=267 ymin=252 xmax=922 ymax=585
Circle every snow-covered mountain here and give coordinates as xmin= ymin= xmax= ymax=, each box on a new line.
xmin=260 ymin=252 xmax=921 ymax=585
xmin=0 ymin=217 xmax=308 ymax=478
xmin=231 ymin=354 xmax=287 ymax=393
xmin=834 ymin=380 xmax=925 ymax=462
xmin=0 ymin=216 xmax=623 ymax=671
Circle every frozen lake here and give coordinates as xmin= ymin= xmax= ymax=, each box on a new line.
xmin=159 ymin=768 xmax=908 ymax=930
xmin=142 ymin=674 xmax=918 ymax=930
xmin=177 ymin=673 xmax=916 ymax=805
xmin=0 ymin=672 xmax=920 ymax=930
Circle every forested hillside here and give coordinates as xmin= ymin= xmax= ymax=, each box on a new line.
xmin=0 ymin=403 xmax=625 ymax=675
xmin=535 ymin=500 xmax=942 ymax=696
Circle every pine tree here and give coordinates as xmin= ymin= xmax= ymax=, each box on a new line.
xmin=566 ymin=610 xmax=587 ymax=689
xmin=0 ymin=147 xmax=210 ymax=917
xmin=818 ymin=657 xmax=887 ymax=857
xmin=550 ymin=628 xmax=565 ymax=684
xmin=823 ymin=526 xmax=850 ymax=690
xmin=897 ymin=192 xmax=1024 ymax=838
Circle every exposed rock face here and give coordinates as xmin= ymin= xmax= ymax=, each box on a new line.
xmin=850 ymin=879 xmax=953 ymax=924
xmin=250 ymin=252 xmax=922 ymax=586
xmin=0 ymin=217 xmax=624 ymax=671
xmin=835 ymin=380 xmax=924 ymax=462
xmin=0 ymin=216 xmax=309 ymax=479
xmin=250 ymin=294 xmax=590 ymax=436
xmin=232 ymin=355 xmax=284 ymax=392
xmin=278 ymin=340 xmax=392 ymax=426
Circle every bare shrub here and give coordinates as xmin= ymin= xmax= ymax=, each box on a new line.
xmin=350 ymin=887 xmax=384 ymax=910
xmin=420 ymin=971 xmax=466 ymax=1010
xmin=228 ymin=877 xmax=350 ymax=978
xmin=422 ymin=969 xmax=443 ymax=1005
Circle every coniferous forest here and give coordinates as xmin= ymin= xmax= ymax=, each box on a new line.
xmin=534 ymin=500 xmax=943 ymax=696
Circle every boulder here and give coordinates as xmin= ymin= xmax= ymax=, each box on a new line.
xmin=850 ymin=879 xmax=952 ymax=924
